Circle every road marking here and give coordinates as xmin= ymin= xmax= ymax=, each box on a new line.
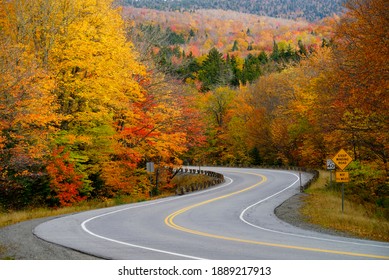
xmin=240 ymin=179 xmax=389 ymax=249
xmin=165 ymin=170 xmax=389 ymax=260
xmin=81 ymin=217 xmax=205 ymax=260
xmin=80 ymin=176 xmax=235 ymax=260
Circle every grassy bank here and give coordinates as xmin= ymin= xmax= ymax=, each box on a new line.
xmin=0 ymin=196 xmax=148 ymax=228
xmin=301 ymin=170 xmax=389 ymax=242
xmin=0 ymin=172 xmax=213 ymax=228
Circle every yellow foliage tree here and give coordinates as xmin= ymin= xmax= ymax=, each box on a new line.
xmin=334 ymin=0 xmax=388 ymax=173
xmin=1 ymin=0 xmax=150 ymax=205
xmin=0 ymin=0 xmax=63 ymax=207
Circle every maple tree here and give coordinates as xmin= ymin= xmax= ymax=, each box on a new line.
xmin=1 ymin=0 xmax=387 ymax=216
xmin=46 ymin=147 xmax=85 ymax=207
xmin=333 ymin=0 xmax=388 ymax=175
xmin=195 ymin=86 xmax=242 ymax=165
xmin=125 ymin=21 xmax=207 ymax=194
xmin=122 ymin=7 xmax=329 ymax=59
xmin=0 ymin=1 xmax=62 ymax=207
xmin=49 ymin=0 xmax=146 ymax=199
xmin=0 ymin=0 xmax=151 ymax=208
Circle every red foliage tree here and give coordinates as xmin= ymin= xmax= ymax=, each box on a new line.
xmin=46 ymin=147 xmax=85 ymax=207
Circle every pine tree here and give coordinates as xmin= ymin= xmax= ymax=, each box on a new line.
xmin=270 ymin=40 xmax=280 ymax=62
xmin=231 ymin=40 xmax=239 ymax=51
xmin=198 ymin=48 xmax=232 ymax=91
xmin=298 ymin=39 xmax=308 ymax=57
xmin=258 ymin=51 xmax=268 ymax=64
xmin=240 ymin=54 xmax=262 ymax=84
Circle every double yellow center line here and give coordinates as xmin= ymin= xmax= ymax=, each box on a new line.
xmin=164 ymin=171 xmax=389 ymax=260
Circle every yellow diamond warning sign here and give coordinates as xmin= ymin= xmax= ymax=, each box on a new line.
xmin=332 ymin=149 xmax=353 ymax=171
xmin=336 ymin=171 xmax=350 ymax=183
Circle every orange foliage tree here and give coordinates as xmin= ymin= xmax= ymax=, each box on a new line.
xmin=46 ymin=147 xmax=85 ymax=207
xmin=0 ymin=1 xmax=62 ymax=207
xmin=333 ymin=0 xmax=388 ymax=174
xmin=0 ymin=0 xmax=199 ymax=208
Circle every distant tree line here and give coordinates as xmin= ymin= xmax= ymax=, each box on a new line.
xmin=124 ymin=0 xmax=346 ymax=21
xmin=134 ymin=23 xmax=315 ymax=90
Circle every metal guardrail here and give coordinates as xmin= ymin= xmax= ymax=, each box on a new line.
xmin=173 ymin=166 xmax=319 ymax=195
xmin=174 ymin=168 xmax=225 ymax=195
xmin=299 ymin=169 xmax=319 ymax=192
xmin=246 ymin=165 xmax=319 ymax=192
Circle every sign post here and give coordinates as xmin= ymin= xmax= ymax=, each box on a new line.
xmin=146 ymin=162 xmax=154 ymax=173
xmin=146 ymin=162 xmax=155 ymax=196
xmin=326 ymin=159 xmax=336 ymax=188
xmin=335 ymin=171 xmax=350 ymax=213
xmin=332 ymin=149 xmax=353 ymax=213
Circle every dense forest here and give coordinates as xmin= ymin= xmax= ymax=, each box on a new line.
xmin=0 ymin=0 xmax=388 ymax=219
xmin=124 ymin=0 xmax=346 ymax=21
xmin=123 ymin=7 xmax=333 ymax=57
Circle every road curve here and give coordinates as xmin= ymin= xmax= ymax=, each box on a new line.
xmin=34 ymin=167 xmax=389 ymax=260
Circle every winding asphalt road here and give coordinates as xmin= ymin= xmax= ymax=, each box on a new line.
xmin=34 ymin=167 xmax=389 ymax=260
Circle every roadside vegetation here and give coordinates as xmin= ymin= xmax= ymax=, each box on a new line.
xmin=0 ymin=172 xmax=212 ymax=228
xmin=2 ymin=169 xmax=388 ymax=244
xmin=301 ymin=171 xmax=389 ymax=242
xmin=0 ymin=197 xmax=143 ymax=229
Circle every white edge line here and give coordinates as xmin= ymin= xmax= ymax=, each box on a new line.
xmin=239 ymin=170 xmax=389 ymax=249
xmin=80 ymin=176 xmax=234 ymax=260
xmin=81 ymin=219 xmax=204 ymax=260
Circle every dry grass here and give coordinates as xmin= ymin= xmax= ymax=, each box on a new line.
xmin=301 ymin=170 xmax=389 ymax=242
xmin=0 ymin=196 xmax=147 ymax=228
xmin=0 ymin=173 xmax=211 ymax=228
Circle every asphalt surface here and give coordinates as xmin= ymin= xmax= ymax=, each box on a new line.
xmin=29 ymin=167 xmax=389 ymax=260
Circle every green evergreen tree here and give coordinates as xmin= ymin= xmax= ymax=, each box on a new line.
xmin=298 ymin=39 xmax=308 ymax=57
xmin=189 ymin=28 xmax=195 ymax=38
xmin=283 ymin=44 xmax=299 ymax=62
xmin=232 ymin=40 xmax=239 ymax=51
xmin=240 ymin=54 xmax=262 ymax=84
xmin=198 ymin=48 xmax=232 ymax=91
xmin=249 ymin=147 xmax=262 ymax=165
xmin=227 ymin=54 xmax=241 ymax=87
xmin=270 ymin=40 xmax=280 ymax=62
xmin=258 ymin=51 xmax=268 ymax=64
xmin=321 ymin=38 xmax=330 ymax=48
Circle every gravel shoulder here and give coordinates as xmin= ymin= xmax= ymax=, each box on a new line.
xmin=0 ymin=193 xmax=350 ymax=260
xmin=274 ymin=193 xmax=355 ymax=238
xmin=0 ymin=216 xmax=101 ymax=260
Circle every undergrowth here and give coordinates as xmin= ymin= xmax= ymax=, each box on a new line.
xmin=301 ymin=170 xmax=389 ymax=242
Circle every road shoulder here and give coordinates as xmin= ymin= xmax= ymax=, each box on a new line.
xmin=1 ymin=192 xmax=352 ymax=260
xmin=274 ymin=193 xmax=355 ymax=238
xmin=0 ymin=216 xmax=100 ymax=260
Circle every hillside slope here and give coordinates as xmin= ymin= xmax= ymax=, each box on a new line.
xmin=124 ymin=0 xmax=345 ymax=21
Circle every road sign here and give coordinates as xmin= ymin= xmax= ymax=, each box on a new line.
xmin=326 ymin=159 xmax=336 ymax=170
xmin=332 ymin=149 xmax=353 ymax=170
xmin=146 ymin=162 xmax=154 ymax=172
xmin=336 ymin=171 xmax=349 ymax=183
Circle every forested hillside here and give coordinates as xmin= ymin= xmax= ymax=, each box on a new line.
xmin=1 ymin=0 xmax=387 ymax=220
xmin=123 ymin=7 xmax=333 ymax=58
xmin=124 ymin=0 xmax=345 ymax=21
